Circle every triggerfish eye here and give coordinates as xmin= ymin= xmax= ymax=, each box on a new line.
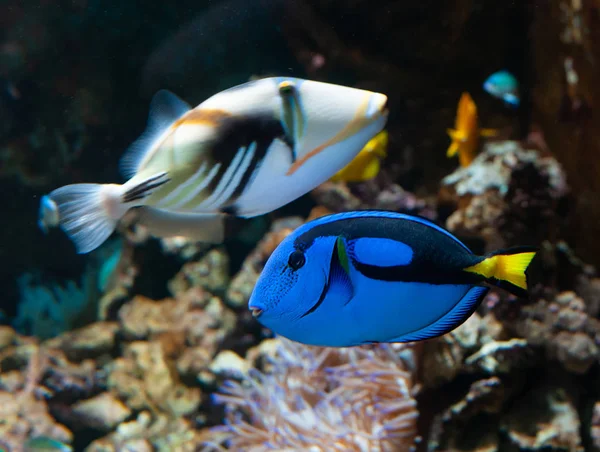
xmin=288 ymin=250 xmax=306 ymax=270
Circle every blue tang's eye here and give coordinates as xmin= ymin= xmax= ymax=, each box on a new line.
xmin=288 ymin=250 xmax=306 ymax=271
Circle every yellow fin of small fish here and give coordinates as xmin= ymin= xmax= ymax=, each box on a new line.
xmin=446 ymin=139 xmax=459 ymax=157
xmin=361 ymin=158 xmax=381 ymax=180
xmin=446 ymin=128 xmax=464 ymax=141
xmin=464 ymin=249 xmax=536 ymax=294
xmin=480 ymin=128 xmax=499 ymax=137
xmin=330 ymin=130 xmax=387 ymax=183
xmin=369 ymin=130 xmax=388 ymax=157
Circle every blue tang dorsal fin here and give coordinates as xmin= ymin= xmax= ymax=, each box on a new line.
xmin=119 ymin=89 xmax=192 ymax=179
xmin=295 ymin=210 xmax=472 ymax=253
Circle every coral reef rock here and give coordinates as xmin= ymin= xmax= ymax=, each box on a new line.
xmin=0 ymin=345 xmax=74 ymax=451
xmin=168 ymin=247 xmax=230 ymax=298
xmin=501 ymin=384 xmax=583 ymax=451
xmin=226 ymin=216 xmax=304 ymax=308
xmin=441 ymin=140 xmax=568 ymax=250
xmin=515 ymin=291 xmax=600 ymax=374
xmin=312 ymin=180 xmax=435 ymax=219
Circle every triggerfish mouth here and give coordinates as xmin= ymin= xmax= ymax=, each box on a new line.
xmin=248 ymin=210 xmax=537 ymax=347
xmin=39 ymin=77 xmax=388 ymax=253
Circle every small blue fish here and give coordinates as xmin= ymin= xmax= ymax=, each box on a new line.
xmin=483 ymin=70 xmax=519 ymax=107
xmin=38 ymin=195 xmax=60 ymax=234
xmin=24 ymin=436 xmax=73 ymax=452
xmin=248 ymin=211 xmax=536 ymax=347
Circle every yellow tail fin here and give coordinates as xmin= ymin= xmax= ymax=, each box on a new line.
xmin=479 ymin=128 xmax=499 ymax=138
xmin=464 ymin=247 xmax=537 ymax=297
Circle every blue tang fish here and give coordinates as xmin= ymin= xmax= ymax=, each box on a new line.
xmin=248 ymin=211 xmax=536 ymax=347
xmin=483 ymin=70 xmax=519 ymax=107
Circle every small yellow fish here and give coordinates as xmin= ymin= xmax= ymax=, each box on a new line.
xmin=446 ymin=92 xmax=497 ymax=167
xmin=330 ymin=130 xmax=388 ymax=182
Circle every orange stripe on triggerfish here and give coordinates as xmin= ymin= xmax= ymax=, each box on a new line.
xmin=287 ymin=94 xmax=372 ymax=175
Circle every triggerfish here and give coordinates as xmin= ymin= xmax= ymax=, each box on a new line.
xmin=39 ymin=77 xmax=388 ymax=253
xmin=249 ymin=210 xmax=536 ymax=347
xmin=483 ymin=70 xmax=519 ymax=107
xmin=447 ymin=92 xmax=497 ymax=167
xmin=329 ymin=130 xmax=388 ymax=183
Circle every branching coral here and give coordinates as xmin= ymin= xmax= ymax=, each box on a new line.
xmin=226 ymin=217 xmax=305 ymax=308
xmin=0 ymin=344 xmax=74 ymax=451
xmin=204 ymin=338 xmax=419 ymax=451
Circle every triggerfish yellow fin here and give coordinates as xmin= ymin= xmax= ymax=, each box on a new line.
xmin=463 ymin=247 xmax=537 ymax=297
xmin=330 ymin=130 xmax=388 ymax=183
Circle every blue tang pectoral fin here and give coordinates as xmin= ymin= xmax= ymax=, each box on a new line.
xmin=333 ymin=236 xmax=354 ymax=305
xmin=386 ymin=286 xmax=489 ymax=343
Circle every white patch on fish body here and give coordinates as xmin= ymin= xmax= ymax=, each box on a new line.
xmin=197 ymin=145 xmax=248 ymax=210
xmin=229 ymin=138 xmax=293 ymax=216
xmin=138 ymin=122 xmax=215 ymax=178
xmin=43 ymin=77 xmax=389 ymax=254
xmin=232 ymin=87 xmax=388 ymax=217
xmin=156 ymin=161 xmax=209 ymax=207
xmin=207 ymin=141 xmax=257 ymax=210
xmin=171 ymin=163 xmax=221 ymax=210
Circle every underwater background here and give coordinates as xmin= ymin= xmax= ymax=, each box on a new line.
xmin=2 ymin=0 xmax=600 ymax=450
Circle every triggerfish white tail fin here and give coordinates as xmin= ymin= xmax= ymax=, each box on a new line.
xmin=47 ymin=183 xmax=124 ymax=254
xmin=45 ymin=172 xmax=169 ymax=254
xmin=464 ymin=247 xmax=537 ymax=298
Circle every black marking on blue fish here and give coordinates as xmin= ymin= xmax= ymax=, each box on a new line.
xmin=300 ymin=276 xmax=329 ymax=319
xmin=300 ymin=237 xmax=354 ymax=318
xmin=203 ymin=114 xmax=291 ymax=208
xmin=300 ymin=238 xmax=336 ymax=318
xmin=294 ymin=214 xmax=485 ymax=286
xmin=122 ymin=172 xmax=170 ymax=203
